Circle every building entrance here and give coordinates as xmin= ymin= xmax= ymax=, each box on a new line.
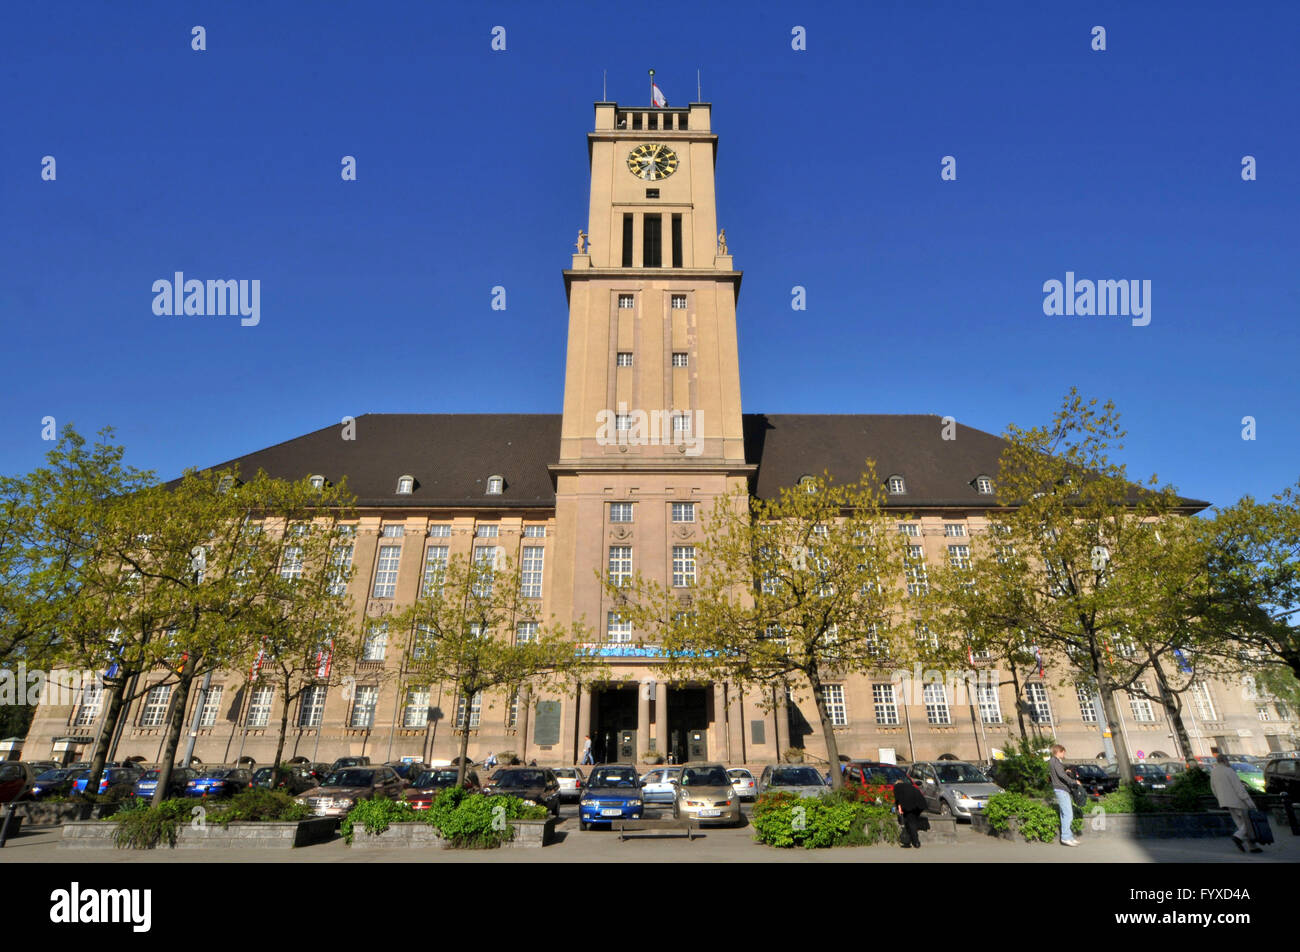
xmin=592 ymin=687 xmax=637 ymax=764
xmin=667 ymin=687 xmax=709 ymax=764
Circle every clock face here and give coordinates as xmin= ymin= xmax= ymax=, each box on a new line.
xmin=627 ymin=143 xmax=679 ymax=181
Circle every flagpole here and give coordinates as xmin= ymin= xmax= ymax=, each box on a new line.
xmin=648 ymin=68 xmax=655 ymax=106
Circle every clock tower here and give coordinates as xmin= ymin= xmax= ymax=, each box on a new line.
xmin=550 ymin=100 xmax=754 ymax=759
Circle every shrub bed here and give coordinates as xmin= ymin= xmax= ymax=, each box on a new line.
xmin=341 ymin=787 xmax=547 ymax=849
xmin=983 ymin=792 xmax=1082 ymax=842
xmin=110 ymin=790 xmax=309 ymax=849
xmin=752 ymin=790 xmax=900 ymax=849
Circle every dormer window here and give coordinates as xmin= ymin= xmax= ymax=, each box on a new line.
xmin=975 ymin=475 xmax=993 ymax=495
xmin=396 ymin=475 xmax=414 ymax=495
xmin=217 ymin=475 xmax=237 ymax=494
xmin=798 ymin=475 xmax=817 ymax=494
xmin=309 ymin=475 xmax=326 ymax=490
xmin=887 ymin=475 xmax=907 ymax=495
xmin=486 ymin=475 xmax=504 ymax=495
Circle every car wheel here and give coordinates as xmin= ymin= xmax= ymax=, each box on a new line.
xmin=579 ymin=820 xmax=588 ymax=831
xmin=940 ymin=800 xmax=952 ymax=816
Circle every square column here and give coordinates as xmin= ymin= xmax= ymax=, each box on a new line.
xmin=654 ymin=682 xmax=667 ymax=752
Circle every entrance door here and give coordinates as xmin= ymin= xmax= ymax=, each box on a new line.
xmin=592 ymin=688 xmax=637 ymax=764
xmin=667 ymin=687 xmax=709 ymax=764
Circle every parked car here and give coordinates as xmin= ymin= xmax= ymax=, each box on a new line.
xmin=482 ymin=767 xmax=561 ymax=817
xmin=71 ymin=765 xmax=144 ymax=798
xmin=134 ymin=767 xmax=199 ymax=800
xmin=1263 ymin=757 xmax=1299 ymax=799
xmin=672 ymin=762 xmax=741 ymax=827
xmin=0 ymin=762 xmax=37 ymax=802
xmin=183 ymin=767 xmax=254 ymax=799
xmin=843 ymin=761 xmax=910 ymax=789
xmin=25 ymin=761 xmax=59 ymax=775
xmin=28 ymin=767 xmax=81 ymax=800
xmin=908 ymin=761 xmax=1003 ymax=818
xmin=640 ymin=766 xmax=681 ymax=804
xmin=553 ymin=767 xmax=586 ymax=802
xmin=727 ymin=767 xmax=758 ymax=801
xmin=1106 ymin=762 xmax=1175 ymax=792
xmin=1066 ymin=762 xmax=1119 ymax=797
xmin=756 ymin=764 xmax=827 ymax=799
xmin=385 ymin=761 xmax=428 ymax=783
xmin=1231 ymin=761 xmax=1266 ymax=793
xmin=404 ymin=767 xmax=481 ymax=809
xmin=297 ymin=765 xmax=407 ymax=817
xmin=251 ymin=766 xmax=318 ymax=795
xmin=578 ymin=764 xmax=644 ymax=830
xmin=329 ymin=756 xmax=371 ymax=771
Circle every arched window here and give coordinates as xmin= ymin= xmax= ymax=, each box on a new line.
xmin=486 ymin=475 xmax=504 ymax=495
xmin=975 ymin=475 xmax=993 ymax=495
xmin=396 ymin=475 xmax=414 ymax=495
xmin=309 ymin=474 xmax=326 ymax=490
xmin=887 ymin=475 xmax=906 ymax=495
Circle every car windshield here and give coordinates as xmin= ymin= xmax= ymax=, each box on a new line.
xmin=1231 ymin=763 xmax=1260 ymax=773
xmin=1071 ymin=765 xmax=1103 ymax=778
xmin=728 ymin=769 xmax=752 ymax=780
xmin=771 ymin=767 xmax=824 ymax=786
xmin=681 ymin=766 xmax=729 ymax=786
xmin=494 ymin=770 xmax=544 ymax=787
xmin=37 ymin=769 xmax=73 ymax=781
xmin=553 ymin=769 xmax=576 ymax=778
xmin=934 ymin=764 xmax=990 ymax=784
xmin=590 ymin=768 xmax=638 ymax=787
xmin=140 ymin=770 xmax=162 ymax=780
xmin=202 ymin=769 xmax=235 ymax=779
xmin=414 ymin=770 xmax=458 ymax=787
xmin=860 ymin=765 xmax=908 ymax=783
xmin=325 ymin=769 xmax=375 ymax=787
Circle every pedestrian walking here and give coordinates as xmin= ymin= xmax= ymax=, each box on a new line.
xmin=892 ymin=776 xmax=929 ymax=849
xmin=1048 ymin=744 xmax=1081 ymax=847
xmin=581 ymin=734 xmax=594 ymax=765
xmin=1210 ymin=753 xmax=1262 ymax=853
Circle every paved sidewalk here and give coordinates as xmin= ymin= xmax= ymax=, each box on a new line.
xmin=3 ymin=820 xmax=1296 ymax=863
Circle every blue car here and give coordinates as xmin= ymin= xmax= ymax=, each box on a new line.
xmin=134 ymin=767 xmax=199 ymax=800
xmin=184 ymin=767 xmax=253 ymax=798
xmin=578 ymin=764 xmax=645 ymax=830
xmin=70 ymin=766 xmax=144 ymax=797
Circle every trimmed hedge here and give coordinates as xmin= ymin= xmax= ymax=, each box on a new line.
xmin=752 ymin=790 xmax=900 ymax=849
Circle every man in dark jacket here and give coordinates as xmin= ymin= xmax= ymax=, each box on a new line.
xmin=893 ymin=776 xmax=929 ymax=849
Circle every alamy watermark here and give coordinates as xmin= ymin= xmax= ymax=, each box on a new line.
xmin=152 ymin=272 xmax=260 ymax=326
xmin=595 ymin=404 xmax=704 ymax=457
xmin=0 ymin=666 xmax=103 ymax=706
xmin=1042 ymin=272 xmax=1150 ymax=327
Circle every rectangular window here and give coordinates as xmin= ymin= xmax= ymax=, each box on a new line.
xmin=621 ymin=215 xmax=633 ymax=268
xmin=472 ymin=546 xmax=498 ymax=596
xmin=606 ymin=611 xmax=632 ymax=643
xmin=873 ymin=683 xmax=899 ymax=725
xmin=825 ymin=684 xmax=847 ymax=727
xmin=475 ymin=524 xmax=499 ymax=538
xmin=350 ymin=685 xmax=378 ymax=728
xmin=913 ymin=621 xmax=937 ymax=649
xmin=672 ymin=545 xmax=696 ymax=587
xmin=671 ymin=502 xmax=695 ymax=523
xmin=403 ymin=687 xmax=430 ymax=728
xmin=381 ymin=525 xmax=405 ymax=538
xmin=608 ymin=545 xmax=632 ymax=587
xmin=898 ymin=523 xmax=920 ymax=537
xmin=411 ymin=624 xmax=434 ymax=660
xmin=1257 ymin=705 xmax=1271 ymax=722
xmin=905 ymin=545 xmax=929 ymax=596
xmin=943 ymin=524 xmax=967 ymax=537
xmin=648 ymin=112 xmax=657 ymax=130
xmin=615 ymin=414 xmax=632 ymax=431
xmin=422 ymin=546 xmax=449 ymax=597
xmin=363 ymin=623 xmax=388 ymax=661
xmin=671 ymin=215 xmax=683 ymax=268
xmin=671 ymin=293 xmax=687 ymax=310
xmin=73 ymin=682 xmax=104 ymax=727
xmin=977 ymin=684 xmax=1002 ymax=724
xmin=1076 ymin=683 xmax=1099 ymax=723
xmin=924 ymin=683 xmax=951 ymax=725
xmin=609 ymin=502 xmax=634 ymax=523
xmin=1026 ymin=682 xmax=1053 ymax=724
xmin=516 ymin=621 xmax=538 ymax=644
xmin=616 ymin=352 xmax=633 ymax=367
xmin=427 ymin=524 xmax=452 ymax=537
xmin=677 ymin=112 xmax=688 ymax=130
xmin=328 ymin=542 xmax=353 ymax=596
xmin=672 ymin=414 xmax=692 ymax=436
xmin=507 ymin=690 xmax=520 ymax=728
xmin=948 ymin=544 xmax=971 ymax=569
xmin=865 ymin=623 xmax=888 ymax=660
xmin=198 ymin=685 xmax=224 ymax=727
xmin=672 ymin=352 xmax=688 ymax=367
xmin=456 ymin=691 xmax=482 ymax=729
xmin=279 ymin=545 xmax=303 ymax=580
xmin=643 ymin=213 xmax=662 ymax=267
xmin=246 ymin=686 xmax=273 ymax=727
xmin=140 ymin=685 xmax=172 ymax=727
xmin=298 ymin=685 xmax=326 ymax=728
xmin=372 ymin=545 xmax=401 ymax=598
xmin=523 ymin=524 xmax=546 ymax=538
xmin=1129 ymin=683 xmax=1155 ymax=722
xmin=521 ymin=546 xmax=544 ymax=598
xmin=645 ymin=188 xmax=659 ymax=199
xmin=1191 ymin=682 xmax=1217 ymax=721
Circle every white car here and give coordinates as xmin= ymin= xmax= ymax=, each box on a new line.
xmin=552 ymin=767 xmax=586 ymax=802
xmin=727 ymin=767 xmax=757 ymax=801
xmin=640 ymin=767 xmax=681 ymax=804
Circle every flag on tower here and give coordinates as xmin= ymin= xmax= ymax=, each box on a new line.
xmin=652 ymin=83 xmax=666 ymax=107
xmin=1034 ymin=645 xmax=1044 ymax=677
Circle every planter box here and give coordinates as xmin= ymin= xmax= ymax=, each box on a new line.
xmin=973 ymin=810 xmax=1237 ymax=841
xmin=347 ymin=817 xmax=556 ymax=849
xmin=60 ymin=817 xmax=337 ymax=849
xmin=918 ymin=815 xmax=958 ymax=845
xmin=971 ymin=812 xmax=1034 ymax=842
xmin=19 ymin=802 xmax=120 ymax=826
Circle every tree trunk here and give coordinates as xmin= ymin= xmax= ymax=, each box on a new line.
xmin=1149 ymin=654 xmax=1194 ymax=761
xmin=1097 ymin=675 xmax=1133 ymax=784
xmin=806 ymin=669 xmax=842 ymax=790
xmin=456 ymin=699 xmax=473 ymax=788
xmin=152 ymin=654 xmax=198 ymax=806
xmin=270 ymin=678 xmax=291 ymax=791
xmin=1007 ymin=662 xmax=1028 ymax=742
xmin=81 ymin=678 xmax=125 ymax=799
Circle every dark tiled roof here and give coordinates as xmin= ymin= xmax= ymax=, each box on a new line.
xmin=200 ymin=414 xmax=563 ymax=508
xmin=198 ymin=412 xmax=1209 ymax=512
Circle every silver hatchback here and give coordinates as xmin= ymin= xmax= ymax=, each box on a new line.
xmin=907 ymin=761 xmax=1003 ymax=818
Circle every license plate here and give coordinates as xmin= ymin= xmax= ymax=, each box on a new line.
xmin=601 ymin=808 xmax=623 ymax=816
xmin=699 ymin=809 xmax=721 ymax=817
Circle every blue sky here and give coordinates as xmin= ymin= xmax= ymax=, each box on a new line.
xmin=2 ymin=1 xmax=1297 ymax=510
